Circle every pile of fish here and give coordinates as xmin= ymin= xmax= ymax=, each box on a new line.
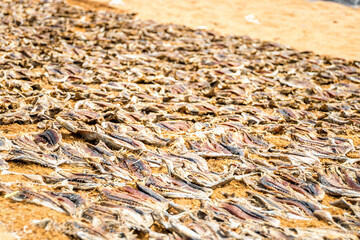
xmin=0 ymin=0 xmax=359 ymax=239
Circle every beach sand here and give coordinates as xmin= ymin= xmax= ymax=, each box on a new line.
xmin=67 ymin=0 xmax=360 ymax=60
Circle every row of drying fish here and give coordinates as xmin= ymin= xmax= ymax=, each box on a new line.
xmin=0 ymin=0 xmax=359 ymax=239
xmin=1 ymin=128 xmax=360 ymax=239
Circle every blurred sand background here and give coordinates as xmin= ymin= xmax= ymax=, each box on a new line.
xmin=67 ymin=0 xmax=360 ymax=60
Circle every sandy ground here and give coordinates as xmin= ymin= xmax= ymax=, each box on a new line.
xmin=67 ymin=0 xmax=360 ymax=60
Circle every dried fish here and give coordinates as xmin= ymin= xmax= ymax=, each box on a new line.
xmin=0 ymin=0 xmax=359 ymax=238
